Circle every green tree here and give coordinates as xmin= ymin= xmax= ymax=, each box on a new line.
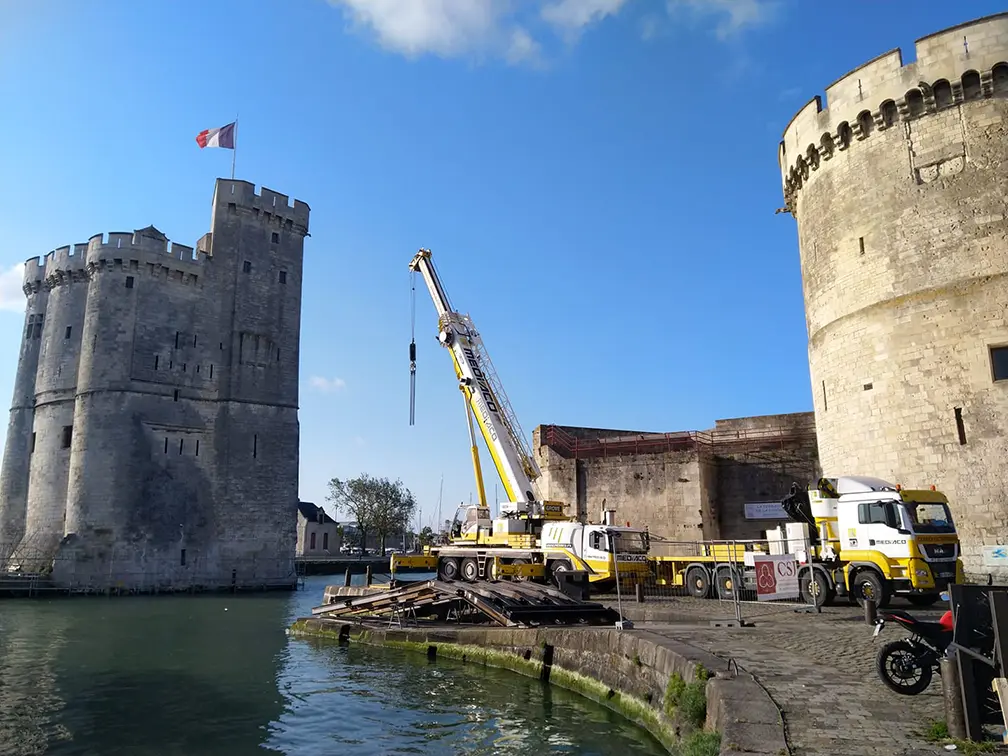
xmin=326 ymin=474 xmax=418 ymax=555
xmin=371 ymin=478 xmax=418 ymax=554
xmin=419 ymin=526 xmax=435 ymax=548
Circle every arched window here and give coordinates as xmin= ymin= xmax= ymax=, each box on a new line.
xmin=837 ymin=121 xmax=852 ymax=148
xmin=856 ymin=110 xmax=873 ymax=138
xmin=932 ymin=79 xmax=953 ymax=109
xmin=904 ymin=89 xmax=925 ymax=117
xmin=992 ymin=63 xmax=1008 ymax=95
xmin=961 ymin=70 xmax=982 ymax=100
xmin=880 ymin=100 xmax=898 ymax=127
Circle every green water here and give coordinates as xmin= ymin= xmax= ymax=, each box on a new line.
xmin=0 ymin=575 xmax=665 ymax=755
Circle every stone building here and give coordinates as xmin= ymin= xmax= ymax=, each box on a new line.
xmin=0 ymin=178 xmax=310 ymax=590
xmin=533 ymin=413 xmax=819 ymax=544
xmin=778 ymin=11 xmax=1008 ymax=576
xmin=296 ymin=501 xmax=340 ymax=556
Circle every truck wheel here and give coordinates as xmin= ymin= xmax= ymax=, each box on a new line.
xmin=460 ymin=558 xmax=479 ymax=583
xmin=685 ymin=566 xmax=711 ymax=599
xmin=511 ymin=558 xmax=530 ymax=582
xmin=800 ymin=568 xmax=833 ymax=608
xmin=715 ymin=567 xmax=739 ymax=600
xmin=438 ymin=557 xmax=459 ymax=582
xmin=550 ymin=560 xmax=573 ymax=587
xmin=853 ymin=569 xmax=890 ymax=609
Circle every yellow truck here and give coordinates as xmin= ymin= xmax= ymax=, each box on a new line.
xmin=649 ymin=476 xmax=964 ymax=608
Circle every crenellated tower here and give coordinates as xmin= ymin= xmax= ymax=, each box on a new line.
xmin=778 ymin=12 xmax=1008 ymax=576
xmin=0 ymin=178 xmax=310 ymax=590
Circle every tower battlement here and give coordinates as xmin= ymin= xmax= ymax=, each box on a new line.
xmin=41 ymin=244 xmax=88 ymax=289
xmin=22 ymin=257 xmax=46 ymax=294
xmin=85 ymin=230 xmax=203 ymax=264
xmin=779 ymin=12 xmax=1008 ymax=209
xmin=214 ymin=179 xmax=310 ymax=233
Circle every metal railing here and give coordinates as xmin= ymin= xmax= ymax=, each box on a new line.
xmin=606 ymin=536 xmax=820 ymax=625
xmin=541 ymin=422 xmax=817 ymax=460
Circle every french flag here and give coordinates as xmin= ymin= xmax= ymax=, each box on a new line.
xmin=195 ymin=121 xmax=236 ymax=149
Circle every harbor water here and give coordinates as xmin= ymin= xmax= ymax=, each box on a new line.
xmin=0 ymin=575 xmax=665 ymax=755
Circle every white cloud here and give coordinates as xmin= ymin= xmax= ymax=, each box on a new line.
xmin=540 ymin=0 xmax=630 ymax=33
xmin=0 ymin=263 xmax=25 ymax=313
xmin=666 ymin=0 xmax=777 ymax=40
xmin=327 ymin=0 xmax=776 ymax=63
xmin=309 ymin=375 xmax=347 ymax=393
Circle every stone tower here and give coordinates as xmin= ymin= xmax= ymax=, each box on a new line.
xmin=0 ymin=178 xmax=310 ymax=590
xmin=778 ymin=12 xmax=1008 ymax=576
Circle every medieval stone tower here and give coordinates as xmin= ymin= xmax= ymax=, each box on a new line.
xmin=0 ymin=178 xmax=310 ymax=590
xmin=779 ymin=12 xmax=1008 ymax=576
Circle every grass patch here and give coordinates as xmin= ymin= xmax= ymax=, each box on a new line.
xmin=663 ymin=671 xmax=708 ymax=730
xmin=674 ymin=731 xmax=721 ymax=756
xmin=920 ymin=718 xmax=998 ymax=755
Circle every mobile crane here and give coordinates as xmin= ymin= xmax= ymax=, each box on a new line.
xmin=393 ymin=248 xmax=651 ymax=591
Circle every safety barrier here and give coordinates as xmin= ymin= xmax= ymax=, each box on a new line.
xmin=605 ymin=536 xmax=821 ymax=624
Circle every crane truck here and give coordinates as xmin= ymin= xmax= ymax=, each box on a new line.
xmin=649 ymin=475 xmax=963 ymax=609
xmin=392 ymin=248 xmax=651 ymax=592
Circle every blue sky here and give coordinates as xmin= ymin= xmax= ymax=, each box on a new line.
xmin=0 ymin=0 xmax=1001 ymax=529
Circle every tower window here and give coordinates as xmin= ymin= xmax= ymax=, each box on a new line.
xmin=193 ymin=334 xmax=198 ymax=347
xmin=253 ymin=434 xmax=258 ymax=459
xmin=195 ymin=439 xmax=200 ymax=456
xmin=243 ymin=261 xmax=252 ymax=273
xmin=125 ymin=275 xmax=134 ymax=289
xmin=30 ymin=432 xmax=36 ymax=453
xmin=991 ymin=347 xmax=1008 ymax=382
xmin=209 ymin=364 xmax=214 ymax=379
xmin=154 ymin=355 xmax=159 ymax=370
xmin=175 ymin=331 xmax=180 ymax=349
xmin=61 ymin=425 xmax=72 ymax=449
xmin=173 ymin=389 xmax=180 ymax=402
xmin=271 ymin=232 xmax=280 ymax=244
xmin=310 ymin=532 xmax=316 ymax=550
xmin=64 ymin=326 xmax=72 ymax=339
xmin=279 ymin=270 xmax=287 ymax=284
xmin=164 ymin=437 xmax=169 ymax=454
xmin=179 ymin=438 xmax=184 ymax=455
xmin=180 ymin=548 xmax=187 ymax=566
xmin=954 ymin=407 xmax=967 ymax=445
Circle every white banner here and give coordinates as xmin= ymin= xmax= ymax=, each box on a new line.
xmin=753 ymin=554 xmax=800 ymax=601
xmin=983 ymin=545 xmax=1008 ymax=567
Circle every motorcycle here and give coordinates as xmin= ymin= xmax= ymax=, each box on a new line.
xmin=872 ymin=594 xmax=954 ymax=695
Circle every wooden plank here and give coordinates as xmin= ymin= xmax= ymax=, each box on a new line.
xmin=994 ymin=677 xmax=1008 ymax=743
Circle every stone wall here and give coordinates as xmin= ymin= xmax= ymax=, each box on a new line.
xmin=533 ymin=412 xmax=819 ymax=545
xmin=0 ymin=179 xmax=310 ymax=590
xmin=778 ymin=11 xmax=1008 ymax=576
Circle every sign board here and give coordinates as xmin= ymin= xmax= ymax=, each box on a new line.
xmin=753 ymin=554 xmax=800 ymax=601
xmin=983 ymin=545 xmax=1008 ymax=568
xmin=744 ymin=501 xmax=787 ymax=520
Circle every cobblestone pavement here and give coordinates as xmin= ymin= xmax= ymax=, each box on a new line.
xmin=620 ymin=597 xmax=955 ymax=756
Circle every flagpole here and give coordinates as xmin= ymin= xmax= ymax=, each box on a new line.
xmin=231 ymin=114 xmax=238 ymax=180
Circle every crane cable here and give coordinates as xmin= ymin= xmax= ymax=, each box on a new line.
xmin=409 ymin=269 xmax=417 ymax=426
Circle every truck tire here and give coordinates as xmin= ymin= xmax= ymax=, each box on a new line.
xmin=438 ymin=557 xmax=459 ymax=582
xmin=685 ymin=566 xmax=711 ymax=599
xmin=460 ymin=558 xmax=479 ymax=583
xmin=715 ymin=567 xmax=739 ymax=600
xmin=800 ymin=568 xmax=833 ymax=608
xmin=510 ymin=558 xmax=530 ymax=582
xmin=550 ymin=559 xmax=573 ymax=588
xmin=853 ymin=569 xmax=890 ymax=609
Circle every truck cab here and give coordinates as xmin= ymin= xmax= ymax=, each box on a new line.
xmin=787 ymin=476 xmax=964 ymax=608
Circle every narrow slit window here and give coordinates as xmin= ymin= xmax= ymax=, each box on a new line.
xmin=955 ymin=407 xmax=967 ymax=445
xmin=173 ymin=389 xmax=180 ymax=402
xmin=821 ymin=380 xmax=828 ymax=411
xmin=243 ymin=260 xmax=252 ymax=274
xmin=30 ymin=432 xmax=36 ymax=453
xmin=253 ymin=434 xmax=258 ymax=459
xmin=61 ymin=425 xmax=72 ymax=449
xmin=175 ymin=332 xmax=180 ymax=349
xmin=196 ymin=364 xmax=200 ymax=374
xmin=125 ymin=275 xmax=134 ymax=289
xmin=195 ymin=439 xmax=200 ymax=456
xmin=179 ymin=438 xmax=184 ymax=455
xmin=858 ymin=237 xmax=865 ymax=255
xmin=154 ymin=355 xmax=159 ymax=370
xmin=193 ymin=334 xmax=198 ymax=347
xmin=180 ymin=548 xmax=187 ymax=566
xmin=164 ymin=437 xmax=169 ymax=454
xmin=991 ymin=346 xmax=1008 ymax=382
xmin=209 ymin=364 xmax=214 ymax=379
xmin=279 ymin=270 xmax=287 ymax=284
xmin=182 ymin=363 xmax=187 ymax=373
xmin=64 ymin=326 xmax=72 ymax=339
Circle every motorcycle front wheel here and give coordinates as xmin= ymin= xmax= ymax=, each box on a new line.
xmin=876 ymin=639 xmax=934 ymax=695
